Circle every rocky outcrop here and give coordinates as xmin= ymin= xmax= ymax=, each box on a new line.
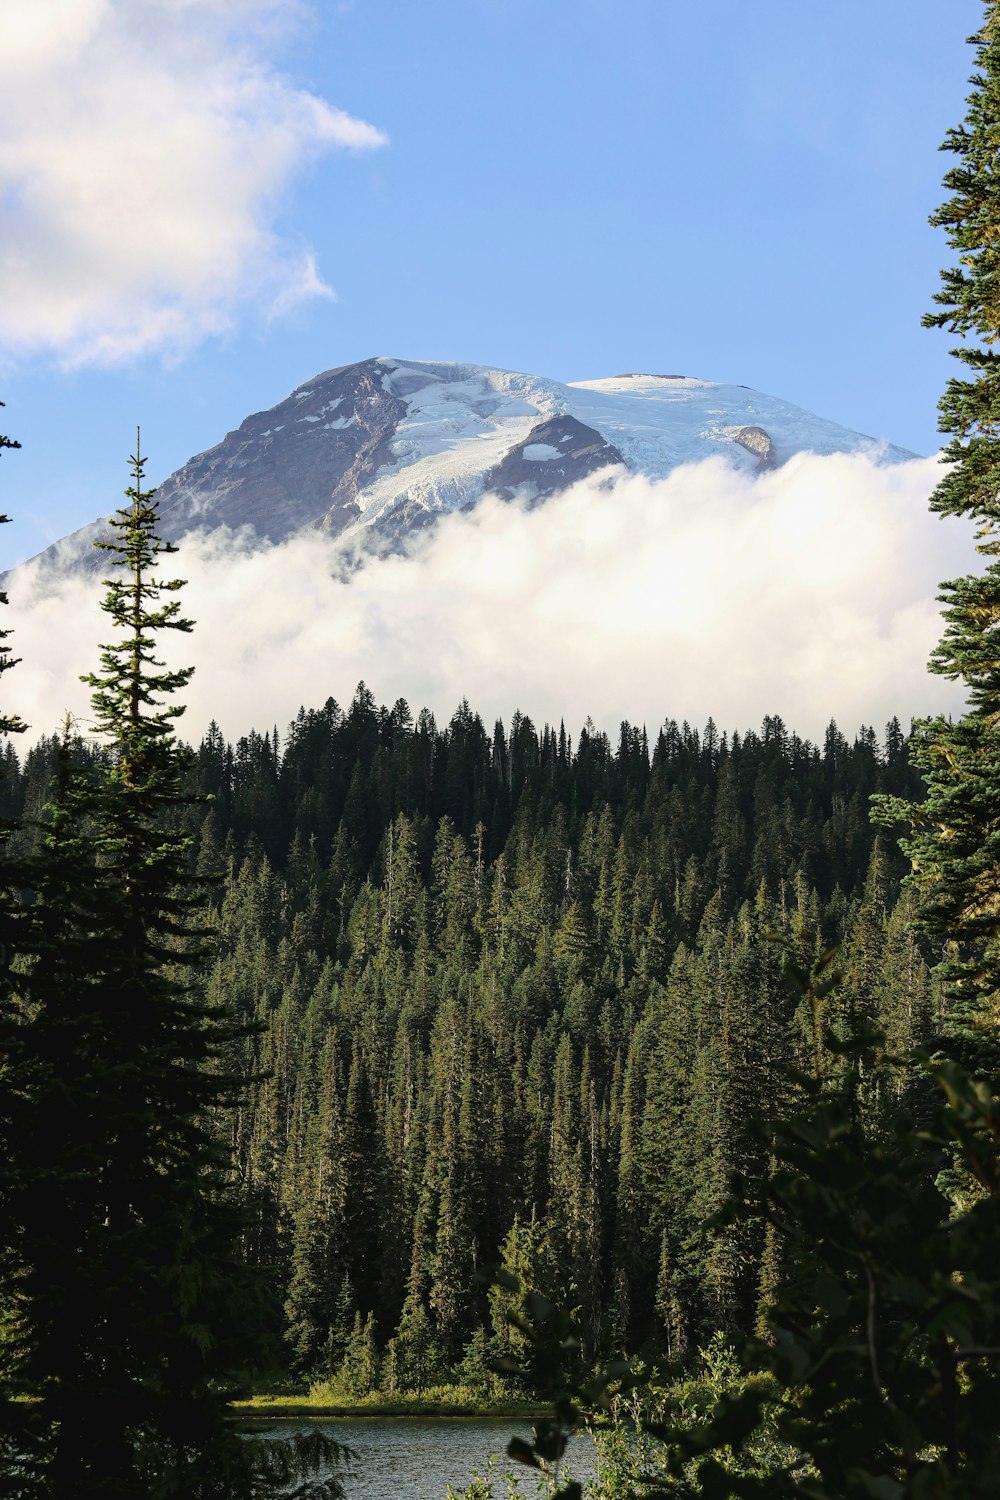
xmin=732 ymin=425 xmax=775 ymax=469
xmin=481 ymin=415 xmax=624 ymax=502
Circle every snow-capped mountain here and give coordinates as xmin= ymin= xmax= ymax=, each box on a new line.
xmin=26 ymin=357 xmax=914 ymax=571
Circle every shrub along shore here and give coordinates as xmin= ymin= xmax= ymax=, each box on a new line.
xmin=230 ymin=1383 xmax=541 ymax=1420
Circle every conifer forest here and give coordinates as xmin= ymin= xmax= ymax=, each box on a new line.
xmin=4 ymin=2 xmax=1000 ymax=1496
xmin=0 ymin=693 xmax=934 ymax=1385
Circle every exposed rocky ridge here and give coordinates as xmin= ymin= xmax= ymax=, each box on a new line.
xmin=15 ymin=356 xmax=914 ymax=580
xmin=156 ymin=357 xmax=406 ymax=544
xmin=481 ymin=414 xmax=625 ymax=501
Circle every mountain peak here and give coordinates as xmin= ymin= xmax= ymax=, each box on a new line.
xmin=18 ymin=357 xmax=915 ymax=577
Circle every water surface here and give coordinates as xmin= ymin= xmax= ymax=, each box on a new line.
xmin=249 ymin=1416 xmax=597 ymax=1499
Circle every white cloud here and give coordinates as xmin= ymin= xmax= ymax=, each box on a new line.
xmin=4 ymin=453 xmax=978 ymax=749
xmin=0 ymin=0 xmax=386 ymax=365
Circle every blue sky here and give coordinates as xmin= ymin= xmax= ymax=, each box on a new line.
xmin=0 ymin=0 xmax=983 ymax=566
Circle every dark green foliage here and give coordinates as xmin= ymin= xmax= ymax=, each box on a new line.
xmin=624 ymin=957 xmax=1000 ymax=1498
xmin=0 ymin=496 xmax=941 ymax=1427
xmin=0 ymin=445 xmax=345 ymax=1496
xmin=922 ymin=6 xmax=1000 ymax=526
xmin=0 ymin=411 xmax=26 ymax=739
xmin=489 ymin=962 xmax=1000 ymax=1498
xmin=487 ymin=1269 xmax=630 ymax=1500
xmin=873 ymin=3 xmax=1000 ymax=1038
xmin=0 ymin=420 xmax=33 ymax=1483
xmin=0 ymin=685 xmax=929 ymax=1392
xmin=340 ymin=1312 xmax=379 ymax=1396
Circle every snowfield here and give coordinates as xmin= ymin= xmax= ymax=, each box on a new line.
xmin=12 ymin=354 xmax=917 ymax=578
xmin=339 ymin=358 xmax=913 ymax=540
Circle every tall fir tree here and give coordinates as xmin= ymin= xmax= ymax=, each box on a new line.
xmin=0 ymin=405 xmax=25 ymax=739
xmin=874 ymin=3 xmax=1000 ymax=1040
xmin=2 ymin=440 xmax=342 ymax=1497
xmin=0 ymin=412 xmax=28 ymax=1481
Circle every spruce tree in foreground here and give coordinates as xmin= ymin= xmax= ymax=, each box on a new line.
xmin=873 ymin=0 xmax=1000 ymax=1039
xmin=1 ymin=441 xmax=342 ymax=1496
xmin=0 ymin=405 xmax=25 ymax=737
xmin=0 ymin=412 xmax=29 ymax=1480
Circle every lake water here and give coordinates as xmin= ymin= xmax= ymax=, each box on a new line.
xmin=246 ymin=1416 xmax=598 ymax=1498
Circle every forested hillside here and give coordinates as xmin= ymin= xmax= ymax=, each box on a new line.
xmin=1 ymin=689 xmax=934 ymax=1388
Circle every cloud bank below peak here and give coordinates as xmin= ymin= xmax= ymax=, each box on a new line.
xmin=1 ymin=0 xmax=387 ymax=366
xmin=8 ymin=451 xmax=975 ymax=747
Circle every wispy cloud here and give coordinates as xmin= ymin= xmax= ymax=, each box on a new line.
xmin=7 ymin=452 xmax=975 ymax=747
xmin=0 ymin=0 xmax=386 ymax=366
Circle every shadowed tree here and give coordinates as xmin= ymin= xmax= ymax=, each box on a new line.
xmin=874 ymin=2 xmax=1000 ymax=1046
xmin=2 ymin=438 xmax=343 ymax=1497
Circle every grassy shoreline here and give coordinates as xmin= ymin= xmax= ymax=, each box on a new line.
xmin=229 ymin=1387 xmax=542 ymax=1421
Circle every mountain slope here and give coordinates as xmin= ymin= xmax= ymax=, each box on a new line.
xmin=24 ymin=357 xmax=915 ymax=572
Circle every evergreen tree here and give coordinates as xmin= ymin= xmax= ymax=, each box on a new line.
xmin=3 ymin=442 xmax=342 ymax=1496
xmin=0 ymin=422 xmax=30 ymax=1483
xmin=0 ymin=412 xmax=25 ymax=739
xmin=874 ymin=2 xmax=1000 ymax=1038
xmin=340 ymin=1312 xmax=379 ymax=1396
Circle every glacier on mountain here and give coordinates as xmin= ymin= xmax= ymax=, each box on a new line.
xmin=16 ymin=356 xmax=915 ymax=577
